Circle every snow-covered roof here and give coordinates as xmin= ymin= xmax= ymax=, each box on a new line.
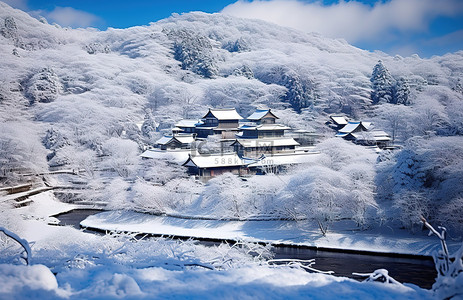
xmin=352 ymin=131 xmax=391 ymax=141
xmin=140 ymin=149 xmax=193 ymax=164
xmin=156 ymin=135 xmax=174 ymax=145
xmin=174 ymin=135 xmax=196 ymax=144
xmin=182 ymin=151 xmax=318 ymax=169
xmin=338 ymin=121 xmax=371 ymax=134
xmin=330 ymin=115 xmax=348 ymax=125
xmin=232 ymin=138 xmax=300 ymax=148
xmin=183 ymin=153 xmax=245 ymax=168
xmin=247 ymin=152 xmax=319 ymax=168
xmin=175 ymin=119 xmax=202 ymax=128
xmin=246 ymin=109 xmax=279 ymax=121
xmin=239 ymin=124 xmax=291 ymax=131
xmin=203 ymin=109 xmax=243 ymax=120
xmin=155 ymin=134 xmax=195 ymax=145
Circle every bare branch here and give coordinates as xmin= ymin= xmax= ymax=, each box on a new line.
xmin=0 ymin=227 xmax=32 ymax=265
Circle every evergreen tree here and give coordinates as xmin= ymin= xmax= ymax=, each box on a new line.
xmin=394 ymin=77 xmax=411 ymax=105
xmin=370 ymin=60 xmax=395 ymax=104
xmin=141 ymin=111 xmax=157 ymax=138
xmin=453 ymin=78 xmax=463 ymax=95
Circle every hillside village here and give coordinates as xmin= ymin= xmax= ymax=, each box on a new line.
xmin=141 ymin=108 xmax=392 ymax=180
xmin=1 ymin=1 xmax=463 ymax=298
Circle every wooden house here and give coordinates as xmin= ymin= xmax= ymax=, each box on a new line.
xmin=246 ymin=109 xmax=279 ymax=124
xmin=231 ymin=138 xmax=300 ymax=158
xmin=182 ymin=153 xmax=251 ymax=179
xmin=174 ymin=119 xmax=202 ymax=134
xmin=351 ymin=130 xmax=391 ymax=148
xmin=327 ymin=115 xmax=349 ymax=129
xmin=195 ymin=108 xmax=243 ymax=138
xmin=335 ymin=121 xmax=371 ymax=140
xmin=155 ymin=134 xmax=195 ymax=150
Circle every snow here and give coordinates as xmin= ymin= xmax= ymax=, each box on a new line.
xmin=0 ymin=192 xmax=434 ymax=300
xmin=183 ymin=153 xmax=244 ymax=168
xmin=233 ymin=137 xmax=300 ymax=147
xmin=140 ymin=148 xmax=193 ymax=163
xmin=175 ymin=119 xmax=202 ymax=127
xmin=330 ymin=116 xmax=348 ymax=125
xmin=155 ymin=135 xmax=173 ymax=145
xmin=239 ymin=123 xmax=291 ymax=131
xmin=337 ymin=121 xmax=362 ymax=133
xmin=204 ymin=108 xmax=244 ymax=120
xmin=1 ymin=1 xmax=463 ymax=298
xmin=80 ymin=210 xmax=462 ymax=257
xmin=246 ymin=109 xmax=278 ymax=121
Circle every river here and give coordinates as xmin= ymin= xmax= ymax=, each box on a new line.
xmin=53 ymin=209 xmax=437 ymax=289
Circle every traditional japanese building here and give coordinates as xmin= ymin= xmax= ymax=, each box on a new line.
xmin=231 ymin=138 xmax=299 ymax=158
xmin=174 ymin=119 xmax=202 ymax=134
xmin=335 ymin=120 xmax=391 ymax=148
xmin=155 ymin=134 xmax=195 ymax=150
xmin=335 ymin=121 xmax=372 ymax=140
xmin=143 ymin=107 xmax=319 ymax=180
xmin=194 ymin=108 xmax=243 ymax=139
xmin=327 ymin=115 xmax=349 ymax=129
xmin=232 ymin=109 xmax=299 ymax=158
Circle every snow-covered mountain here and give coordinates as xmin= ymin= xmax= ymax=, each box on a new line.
xmin=1 ymin=1 xmax=463 ymax=232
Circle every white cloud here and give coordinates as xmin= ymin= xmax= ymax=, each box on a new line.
xmin=221 ymin=0 xmax=463 ymax=43
xmin=42 ymin=6 xmax=101 ymax=28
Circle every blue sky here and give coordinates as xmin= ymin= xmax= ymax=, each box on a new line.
xmin=4 ymin=0 xmax=463 ymax=57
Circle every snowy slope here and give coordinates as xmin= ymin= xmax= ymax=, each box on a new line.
xmin=1 ymin=1 xmax=463 ymax=233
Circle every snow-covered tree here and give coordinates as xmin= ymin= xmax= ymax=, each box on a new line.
xmin=260 ymin=66 xmax=317 ymax=112
xmin=141 ymin=110 xmax=157 ymax=139
xmin=453 ymin=78 xmax=463 ymax=94
xmin=166 ymin=29 xmax=218 ymax=78
xmin=26 ymin=68 xmax=62 ymax=104
xmin=394 ymin=77 xmax=411 ymax=105
xmin=371 ymin=60 xmax=395 ymax=104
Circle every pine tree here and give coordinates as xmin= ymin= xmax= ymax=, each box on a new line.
xmin=370 ymin=60 xmax=395 ymax=104
xmin=453 ymin=78 xmax=463 ymax=95
xmin=394 ymin=77 xmax=411 ymax=105
xmin=141 ymin=111 xmax=157 ymax=138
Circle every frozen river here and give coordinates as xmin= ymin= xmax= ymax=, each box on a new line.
xmin=54 ymin=209 xmax=437 ymax=289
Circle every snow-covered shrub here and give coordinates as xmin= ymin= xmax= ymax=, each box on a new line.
xmin=131 ymin=180 xmax=170 ymax=214
xmin=103 ymin=178 xmax=132 ymax=210
xmin=84 ymin=42 xmax=110 ymax=54
xmin=101 ymin=138 xmax=140 ymax=178
xmin=0 ymin=122 xmax=48 ymax=181
xmin=278 ymin=138 xmax=377 ymax=227
xmin=26 ymin=68 xmax=63 ymax=104
xmin=193 ymin=173 xmax=253 ymax=219
xmin=393 ymin=191 xmax=430 ymax=231
xmin=380 ymin=137 xmax=463 ymax=232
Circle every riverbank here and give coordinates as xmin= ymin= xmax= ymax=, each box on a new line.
xmin=81 ymin=210 xmax=462 ymax=258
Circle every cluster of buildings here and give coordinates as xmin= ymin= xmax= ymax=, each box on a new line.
xmin=328 ymin=115 xmax=392 ymax=149
xmin=141 ymin=108 xmax=318 ymax=180
xmin=141 ymin=109 xmax=394 ymax=180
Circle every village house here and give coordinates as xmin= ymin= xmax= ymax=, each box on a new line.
xmin=333 ymin=118 xmax=391 ymax=149
xmin=181 ymin=109 xmax=317 ymax=180
xmin=155 ymin=133 xmax=196 ymax=150
xmin=173 ymin=119 xmax=202 ymax=134
xmin=327 ymin=115 xmax=349 ymax=130
xmin=194 ymin=108 xmax=243 ymax=139
xmin=233 ymin=109 xmax=300 ymax=158
xmin=142 ymin=107 xmax=319 ymax=181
